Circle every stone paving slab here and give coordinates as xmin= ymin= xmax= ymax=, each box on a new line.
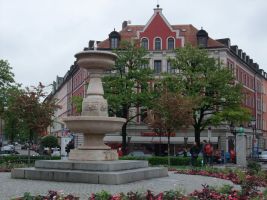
xmin=0 ymin=172 xmax=239 ymax=200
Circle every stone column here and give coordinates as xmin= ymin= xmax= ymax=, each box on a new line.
xmin=236 ymin=134 xmax=247 ymax=167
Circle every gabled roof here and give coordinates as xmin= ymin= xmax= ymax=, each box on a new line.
xmin=97 ymin=24 xmax=224 ymax=49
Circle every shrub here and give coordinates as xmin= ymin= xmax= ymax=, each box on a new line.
xmin=0 ymin=155 xmax=60 ymax=166
xmin=41 ymin=135 xmax=59 ymax=148
xmin=120 ymin=156 xmax=202 ymax=166
xmin=217 ymin=184 xmax=234 ymax=194
xmin=247 ymin=160 xmax=261 ymax=174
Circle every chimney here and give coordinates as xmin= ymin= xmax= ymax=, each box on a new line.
xmin=122 ymin=21 xmax=128 ymax=29
xmin=89 ymin=40 xmax=95 ymax=49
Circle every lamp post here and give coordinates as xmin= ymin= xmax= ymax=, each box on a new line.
xmin=250 ymin=118 xmax=256 ymax=159
xmin=208 ymin=127 xmax=212 ymax=142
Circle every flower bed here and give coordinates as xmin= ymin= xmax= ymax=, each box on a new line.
xmin=174 ymin=169 xmax=267 ymax=187
xmin=14 ymin=186 xmax=266 ymax=200
xmin=14 ymin=191 xmax=78 ymax=200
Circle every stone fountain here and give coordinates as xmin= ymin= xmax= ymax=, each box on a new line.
xmin=11 ymin=50 xmax=168 ymax=184
xmin=63 ymin=50 xmax=125 ymax=161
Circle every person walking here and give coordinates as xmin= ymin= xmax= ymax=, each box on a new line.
xmin=202 ymin=140 xmax=208 ymax=165
xmin=203 ymin=141 xmax=213 ymax=165
xmin=190 ymin=142 xmax=200 ymax=167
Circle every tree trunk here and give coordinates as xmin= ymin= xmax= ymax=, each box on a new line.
xmin=121 ymin=123 xmax=127 ymax=155
xmin=194 ymin=128 xmax=201 ymax=147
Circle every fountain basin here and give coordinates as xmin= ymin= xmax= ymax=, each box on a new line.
xmin=63 ymin=116 xmax=125 ymax=134
xmin=75 ymin=51 xmax=117 ymax=71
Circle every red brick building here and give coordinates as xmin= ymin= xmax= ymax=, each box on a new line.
xmin=50 ymin=5 xmax=266 ymax=155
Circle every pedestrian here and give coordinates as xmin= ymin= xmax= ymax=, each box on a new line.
xmin=65 ymin=139 xmax=74 ymax=156
xmin=190 ymin=142 xmax=200 ymax=167
xmin=117 ymin=147 xmax=123 ymax=157
xmin=183 ymin=147 xmax=188 ymax=157
xmin=230 ymin=149 xmax=236 ymax=163
xmin=203 ymin=141 xmax=213 ymax=165
xmin=202 ymin=140 xmax=208 ymax=165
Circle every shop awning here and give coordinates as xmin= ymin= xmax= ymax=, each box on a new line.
xmin=104 ymin=136 xmax=218 ymax=144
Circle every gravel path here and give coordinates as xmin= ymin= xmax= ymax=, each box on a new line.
xmin=0 ymin=172 xmax=238 ymax=200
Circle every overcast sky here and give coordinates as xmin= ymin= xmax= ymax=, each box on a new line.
xmin=1 ymin=0 xmax=267 ymax=89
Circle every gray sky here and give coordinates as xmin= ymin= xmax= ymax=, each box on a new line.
xmin=1 ymin=0 xmax=267 ymax=89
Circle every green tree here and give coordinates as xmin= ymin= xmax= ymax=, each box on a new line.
xmin=8 ymin=83 xmax=59 ymax=140
xmin=0 ymin=59 xmax=15 ymax=116
xmin=41 ymin=135 xmax=58 ymax=148
xmin=71 ymin=95 xmax=83 ymax=114
xmin=7 ymin=83 xmax=59 ymax=163
xmin=3 ymin=86 xmax=22 ymax=142
xmin=169 ymin=45 xmax=251 ymax=145
xmin=147 ymin=81 xmax=196 ymax=165
xmin=103 ymin=41 xmax=155 ymax=154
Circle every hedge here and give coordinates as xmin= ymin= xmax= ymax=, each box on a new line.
xmin=120 ymin=156 xmax=202 ymax=166
xmin=0 ymin=155 xmax=60 ymax=164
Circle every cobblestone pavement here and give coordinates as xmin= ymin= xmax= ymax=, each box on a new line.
xmin=0 ymin=172 xmax=238 ymax=200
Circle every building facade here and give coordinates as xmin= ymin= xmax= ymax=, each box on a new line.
xmin=50 ymin=6 xmax=266 ymax=155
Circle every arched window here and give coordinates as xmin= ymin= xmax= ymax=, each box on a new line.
xmin=141 ymin=38 xmax=148 ymax=50
xmin=167 ymin=38 xmax=175 ymax=50
xmin=154 ymin=38 xmax=161 ymax=50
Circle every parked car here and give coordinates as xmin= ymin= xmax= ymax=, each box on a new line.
xmin=258 ymin=150 xmax=267 ymax=162
xmin=1 ymin=144 xmax=15 ymax=151
xmin=0 ymin=150 xmax=19 ymax=156
xmin=128 ymin=151 xmax=153 ymax=157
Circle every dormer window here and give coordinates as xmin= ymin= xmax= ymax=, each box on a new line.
xmin=196 ymin=28 xmax=208 ymax=48
xmin=167 ymin=38 xmax=175 ymax=50
xmin=109 ymin=29 xmax=120 ymax=49
xmin=141 ymin=38 xmax=149 ymax=50
xmin=111 ymin=38 xmax=119 ymax=49
xmin=154 ymin=37 xmax=161 ymax=50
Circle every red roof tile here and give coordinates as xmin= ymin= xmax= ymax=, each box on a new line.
xmin=97 ymin=24 xmax=224 ymax=49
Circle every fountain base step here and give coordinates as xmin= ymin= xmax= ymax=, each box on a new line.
xmin=11 ymin=160 xmax=168 ymax=185
xmin=69 ymin=149 xmax=118 ymax=161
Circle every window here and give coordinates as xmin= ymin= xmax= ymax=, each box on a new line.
xmin=141 ymin=38 xmax=148 ymax=50
xmin=167 ymin=38 xmax=175 ymax=50
xmin=111 ymin=38 xmax=118 ymax=49
xmin=154 ymin=60 xmax=162 ymax=74
xmin=154 ymin=38 xmax=161 ymax=50
xmin=141 ymin=63 xmax=149 ymax=69
xmin=167 ymin=61 xmax=175 ymax=73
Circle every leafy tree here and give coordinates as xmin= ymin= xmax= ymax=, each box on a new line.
xmin=169 ymin=45 xmax=251 ymax=145
xmin=146 ymin=78 xmax=196 ymax=165
xmin=0 ymin=59 xmax=15 ymax=116
xmin=6 ymin=83 xmax=59 ymax=163
xmin=41 ymin=135 xmax=58 ymax=148
xmin=8 ymin=83 xmax=59 ymax=140
xmin=71 ymin=95 xmax=83 ymax=114
xmin=103 ymin=41 xmax=155 ymax=154
xmin=3 ymin=87 xmax=21 ymax=142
